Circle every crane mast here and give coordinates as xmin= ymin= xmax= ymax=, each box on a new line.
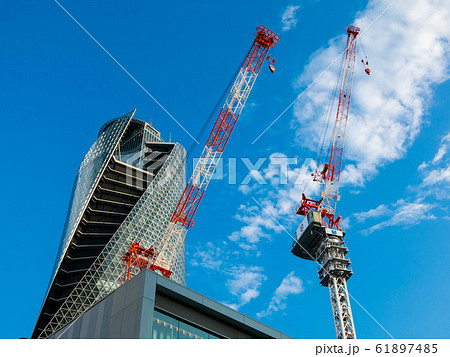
xmin=152 ymin=26 xmax=279 ymax=283
xmin=292 ymin=25 xmax=359 ymax=339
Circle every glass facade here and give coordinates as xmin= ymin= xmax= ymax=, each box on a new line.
xmin=152 ymin=311 xmax=220 ymax=339
xmin=49 ymin=112 xmax=134 ymax=288
xmin=115 ymin=120 xmax=163 ymax=169
xmin=37 ymin=111 xmax=187 ymax=338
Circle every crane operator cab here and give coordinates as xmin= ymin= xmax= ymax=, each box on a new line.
xmin=291 ymin=209 xmax=344 ymax=261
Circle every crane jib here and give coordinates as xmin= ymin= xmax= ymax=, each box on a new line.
xmin=170 ymin=27 xmax=279 ymax=230
xmin=154 ymin=26 xmax=279 ymax=274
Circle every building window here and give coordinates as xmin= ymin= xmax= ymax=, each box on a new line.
xmin=152 ymin=310 xmax=221 ymax=339
xmin=152 ymin=311 xmax=178 ymax=339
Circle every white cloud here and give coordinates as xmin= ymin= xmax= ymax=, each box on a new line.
xmin=432 ymin=133 xmax=450 ymax=164
xmin=238 ymin=184 xmax=252 ymax=195
xmin=417 ymin=133 xmax=450 ymax=171
xmin=341 ymin=216 xmax=351 ymax=229
xmin=229 ymin=208 xmax=272 ymax=246
xmin=257 ymin=272 xmax=304 ymax=318
xmin=354 ymin=132 xmax=449 ymax=235
xmin=417 ymin=131 xmax=450 ymax=199
xmin=190 ymin=242 xmax=267 ymax=310
xmin=228 ymin=154 xmax=320 ymax=250
xmin=353 ymin=204 xmax=391 ymax=223
xmin=418 ymin=165 xmax=450 ymax=200
xmin=292 ymin=0 xmax=450 ymax=187
xmin=432 ymin=147 xmax=447 ymax=165
xmin=190 ymin=241 xmax=224 ymax=270
xmin=281 ymin=5 xmax=301 ymax=32
xmin=361 ymin=199 xmax=436 ymax=235
xmin=225 ymin=266 xmax=267 ymax=310
xmin=421 ymin=167 xmax=450 ymax=186
xmin=418 ymin=162 xmax=428 ymax=171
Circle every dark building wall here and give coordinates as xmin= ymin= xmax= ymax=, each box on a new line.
xmin=49 ymin=270 xmax=291 ymax=339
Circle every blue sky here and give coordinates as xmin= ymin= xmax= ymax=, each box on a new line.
xmin=1 ymin=0 xmax=449 ymax=339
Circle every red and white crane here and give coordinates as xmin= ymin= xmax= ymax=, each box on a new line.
xmin=148 ymin=26 xmax=279 ymax=282
xmin=300 ymin=24 xmax=359 ymax=230
xmin=292 ymin=25 xmax=360 ymax=339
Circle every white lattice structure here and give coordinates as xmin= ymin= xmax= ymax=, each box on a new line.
xmin=154 ymin=63 xmax=262 ymax=273
xmin=154 ymin=26 xmax=279 ymax=274
xmin=294 ymin=25 xmax=360 ymax=339
xmin=316 ymin=235 xmax=356 ymax=339
xmin=34 ymin=111 xmax=186 ymax=338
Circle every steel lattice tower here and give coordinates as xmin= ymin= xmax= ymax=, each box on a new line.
xmin=293 ymin=25 xmax=359 ymax=339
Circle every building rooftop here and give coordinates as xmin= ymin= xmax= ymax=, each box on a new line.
xmin=49 ymin=270 xmax=291 ymax=339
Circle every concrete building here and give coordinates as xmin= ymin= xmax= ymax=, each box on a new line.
xmin=50 ymin=270 xmax=291 ymax=339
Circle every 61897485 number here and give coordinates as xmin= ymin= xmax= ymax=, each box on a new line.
xmin=375 ymin=344 xmax=438 ymax=354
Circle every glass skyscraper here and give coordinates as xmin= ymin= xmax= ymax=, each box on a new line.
xmin=32 ymin=110 xmax=186 ymax=338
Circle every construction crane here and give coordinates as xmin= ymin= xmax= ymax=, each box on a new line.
xmin=121 ymin=240 xmax=172 ymax=284
xmin=291 ymin=25 xmax=359 ymax=339
xmin=143 ymin=26 xmax=279 ymax=282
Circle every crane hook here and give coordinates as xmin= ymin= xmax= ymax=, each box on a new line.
xmin=361 ymin=57 xmax=371 ymax=75
xmin=267 ymin=55 xmax=276 ymax=73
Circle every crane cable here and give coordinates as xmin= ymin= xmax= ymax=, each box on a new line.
xmin=358 ymin=37 xmax=370 ymax=74
xmin=155 ymin=47 xmax=248 ymax=194
xmin=316 ymin=53 xmax=345 ymax=170
xmin=301 ymin=53 xmax=346 ymax=197
xmin=184 ymin=56 xmax=245 ymax=161
xmin=358 ymin=37 xmax=368 ymax=60
xmin=145 ymin=46 xmax=248 ymax=218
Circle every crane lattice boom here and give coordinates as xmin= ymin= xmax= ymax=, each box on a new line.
xmin=299 ymin=24 xmax=359 ymax=230
xmin=153 ymin=26 xmax=279 ymax=280
xmin=321 ymin=24 xmax=359 ymax=221
xmin=293 ymin=25 xmax=359 ymax=340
